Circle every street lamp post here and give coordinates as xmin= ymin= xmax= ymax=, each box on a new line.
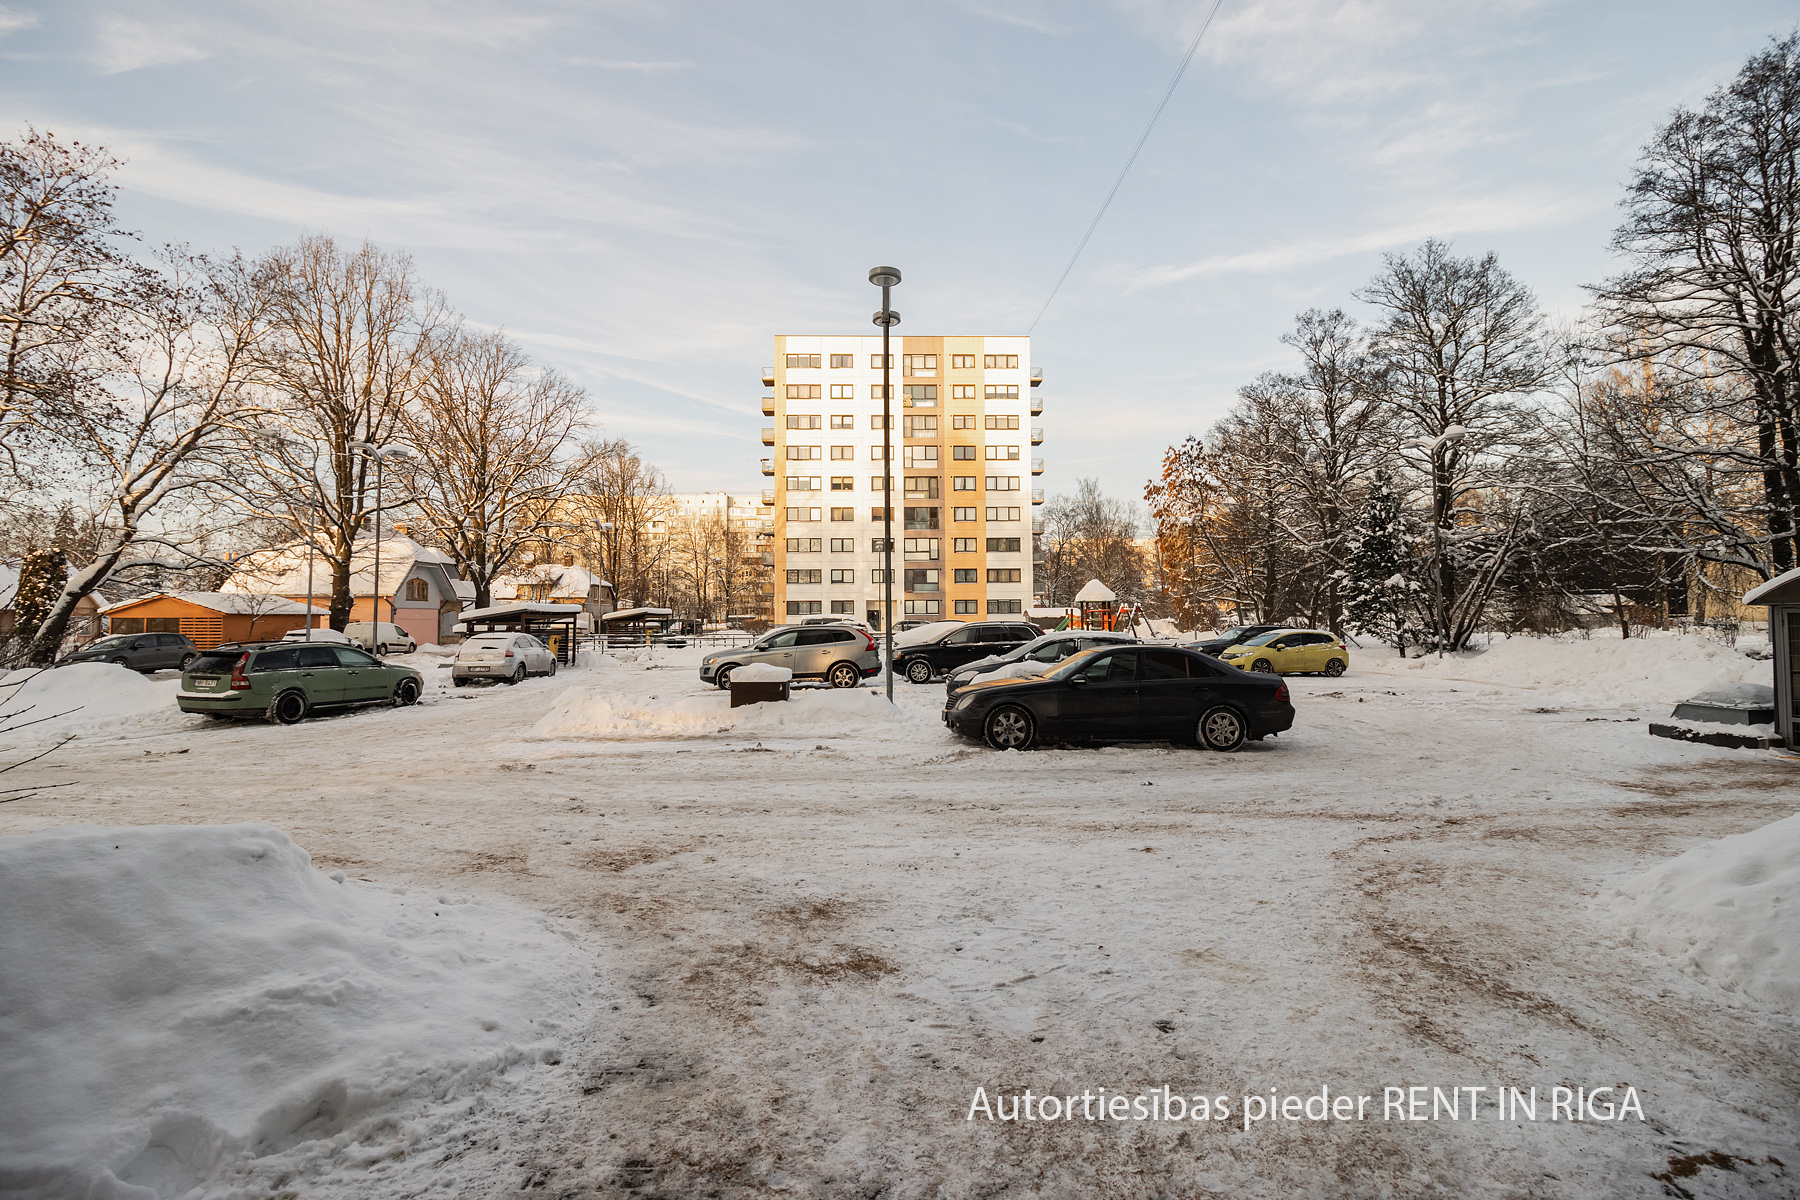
xmin=351 ymin=442 xmax=412 ymax=640
xmin=1405 ymin=426 xmax=1467 ymax=660
xmin=869 ymin=265 xmax=902 ymax=701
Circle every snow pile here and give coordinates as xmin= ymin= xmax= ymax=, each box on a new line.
xmin=0 ymin=824 xmax=589 ymax=1198
xmin=973 ymin=661 xmax=1054 ymax=683
xmin=732 ymin=662 xmax=792 ymax=682
xmin=1602 ymin=812 xmax=1800 ymax=1007
xmin=0 ymin=662 xmax=193 ymax=745
xmin=533 ymin=685 xmax=912 ymax=740
xmin=1366 ymin=631 xmax=1765 ymax=708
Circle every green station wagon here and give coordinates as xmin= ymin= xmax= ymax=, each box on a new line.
xmin=178 ymin=642 xmax=424 ymax=725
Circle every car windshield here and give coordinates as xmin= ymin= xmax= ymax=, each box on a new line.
xmin=1216 ymin=626 xmax=1249 ymax=639
xmin=1242 ymin=629 xmax=1292 ymax=647
xmin=1044 ymin=647 xmax=1109 ymax=679
xmin=84 ymin=635 xmax=135 ymax=650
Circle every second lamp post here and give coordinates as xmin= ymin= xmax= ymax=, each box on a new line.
xmin=869 ymin=265 xmax=901 ymax=701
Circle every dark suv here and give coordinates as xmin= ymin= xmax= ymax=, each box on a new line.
xmin=61 ymin=632 xmax=198 ymax=673
xmin=1186 ymin=624 xmax=1285 ymax=658
xmin=893 ymin=621 xmax=1041 ymax=684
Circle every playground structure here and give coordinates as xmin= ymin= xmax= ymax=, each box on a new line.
xmin=1049 ymin=579 xmax=1150 ymax=636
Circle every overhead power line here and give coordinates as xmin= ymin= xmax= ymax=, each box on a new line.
xmin=1027 ymin=0 xmax=1225 ymax=334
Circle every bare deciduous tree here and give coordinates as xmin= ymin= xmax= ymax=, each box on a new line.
xmin=563 ymin=438 xmax=672 ymax=609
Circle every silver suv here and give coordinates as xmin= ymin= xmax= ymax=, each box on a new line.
xmin=700 ymin=624 xmax=880 ymax=690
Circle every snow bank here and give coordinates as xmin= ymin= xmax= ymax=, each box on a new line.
xmin=732 ymin=662 xmax=792 ymax=682
xmin=1363 ymin=631 xmax=1764 ymax=708
xmin=0 ymin=663 xmax=194 ymax=745
xmin=533 ymin=685 xmax=911 ymax=740
xmin=1602 ymin=812 xmax=1800 ymax=1007
xmin=0 ymin=824 xmax=589 ymax=1198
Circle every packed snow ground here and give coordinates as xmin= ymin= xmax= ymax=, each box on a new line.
xmin=1 ymin=631 xmax=1795 ymax=1198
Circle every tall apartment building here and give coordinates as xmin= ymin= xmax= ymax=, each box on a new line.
xmin=761 ymin=335 xmax=1043 ymax=628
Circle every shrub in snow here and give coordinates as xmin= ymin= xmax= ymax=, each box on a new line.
xmin=0 ymin=824 xmax=589 ymax=1197
xmin=1602 ymin=812 xmax=1800 ymax=1007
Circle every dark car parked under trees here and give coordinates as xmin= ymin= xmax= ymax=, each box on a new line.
xmin=1185 ymin=624 xmax=1286 ymax=658
xmin=943 ymin=645 xmax=1294 ymax=752
xmin=60 ymin=632 xmax=198 ymax=673
xmin=894 ymin=621 xmax=1042 ymax=684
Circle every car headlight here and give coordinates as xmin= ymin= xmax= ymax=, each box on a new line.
xmin=953 ymin=692 xmax=978 ymax=711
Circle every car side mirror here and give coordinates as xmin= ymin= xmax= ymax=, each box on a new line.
xmin=1069 ymin=676 xmax=1087 ymax=687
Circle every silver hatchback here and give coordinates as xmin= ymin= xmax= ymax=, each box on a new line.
xmin=700 ymin=624 xmax=880 ymax=689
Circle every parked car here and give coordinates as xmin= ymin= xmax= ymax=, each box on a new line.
xmin=60 ymin=632 xmax=197 ymax=674
xmin=891 ymin=620 xmax=1042 ymax=684
xmin=944 ymin=644 xmax=1294 ymax=751
xmin=342 ymin=621 xmax=418 ymax=655
xmin=281 ymin=627 xmax=353 ymax=645
xmin=1215 ymin=628 xmax=1349 ymax=676
xmin=177 ymin=641 xmax=423 ymax=724
xmin=944 ymin=630 xmax=1141 ymax=698
xmin=1186 ymin=624 xmax=1286 ymax=657
xmin=700 ymin=623 xmax=880 ymax=689
xmin=451 ymin=633 xmax=559 ymax=685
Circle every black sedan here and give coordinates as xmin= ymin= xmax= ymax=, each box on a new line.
xmin=943 ymin=644 xmax=1294 ymax=751
xmin=1186 ymin=623 xmax=1286 ymax=658
xmin=943 ymin=630 xmax=1140 ymax=698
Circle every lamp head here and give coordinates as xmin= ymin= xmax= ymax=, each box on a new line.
xmin=868 ymin=266 xmax=901 ymax=288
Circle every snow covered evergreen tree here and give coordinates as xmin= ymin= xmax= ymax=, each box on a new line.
xmin=11 ymin=548 xmax=67 ymax=646
xmin=1338 ymin=471 xmax=1423 ymax=655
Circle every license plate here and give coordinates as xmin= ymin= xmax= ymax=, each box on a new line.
xmin=469 ymin=666 xmax=488 ymax=672
xmin=193 ymin=677 xmax=218 ymax=689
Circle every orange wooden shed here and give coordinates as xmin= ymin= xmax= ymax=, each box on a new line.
xmin=99 ymin=592 xmax=326 ymax=651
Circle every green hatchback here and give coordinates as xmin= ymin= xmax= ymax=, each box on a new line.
xmin=178 ymin=642 xmax=424 ymax=724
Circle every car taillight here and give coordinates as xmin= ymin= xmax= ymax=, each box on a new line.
xmin=863 ymin=632 xmax=876 ymax=651
xmin=504 ymin=650 xmax=514 ymax=658
xmin=230 ymin=653 xmax=251 ymax=689
xmin=1273 ymin=681 xmax=1290 ymax=703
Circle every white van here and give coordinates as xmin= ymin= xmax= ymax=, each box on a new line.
xmin=342 ymin=622 xmax=418 ymax=655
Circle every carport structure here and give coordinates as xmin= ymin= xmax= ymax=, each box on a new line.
xmin=455 ymin=602 xmax=583 ymax=664
xmin=1744 ymin=567 xmax=1800 ymax=748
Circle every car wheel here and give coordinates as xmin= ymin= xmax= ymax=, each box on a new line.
xmin=905 ymin=658 xmax=933 ymax=684
xmin=1323 ymin=658 xmax=1345 ymax=677
xmin=178 ymin=653 xmax=196 ymax=671
xmin=546 ymin=658 xmax=558 ymax=677
xmin=453 ymin=677 xmax=469 ymax=688
xmin=376 ymin=643 xmax=389 ymax=656
xmin=1251 ymin=657 xmax=1275 ymax=674
xmin=267 ymin=690 xmax=309 ymax=725
xmin=1198 ymin=705 xmax=1247 ymax=752
xmin=715 ymin=665 xmax=736 ymax=690
xmin=111 ymin=656 xmax=131 ymax=667
xmin=984 ymin=705 xmax=1036 ymax=751
xmin=392 ymin=678 xmax=420 ymax=707
xmin=827 ymin=661 xmax=860 ymax=688
xmin=506 ymin=665 xmax=525 ymax=685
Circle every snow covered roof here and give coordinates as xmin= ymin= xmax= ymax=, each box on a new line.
xmin=458 ymin=602 xmax=586 ymax=623
xmin=490 ymin=562 xmax=610 ymax=601
xmin=1073 ymin=579 xmax=1117 ymax=603
xmin=602 ymin=606 xmax=674 ymax=622
xmin=224 ymin=533 xmax=460 ymax=600
xmin=101 ymin=592 xmax=327 ymax=616
xmin=1743 ymin=566 xmax=1800 ymax=606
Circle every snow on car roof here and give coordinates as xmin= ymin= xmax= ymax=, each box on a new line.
xmin=891 ymin=620 xmax=967 ymax=647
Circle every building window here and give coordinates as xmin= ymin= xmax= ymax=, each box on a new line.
xmin=786 ymin=476 xmax=821 ymax=490
xmin=986 ymin=568 xmax=1022 ymax=583
xmin=987 ymin=599 xmax=1023 ymax=614
xmin=831 ymin=414 xmax=855 ymax=429
xmin=986 ymin=537 xmax=1021 ymax=552
xmin=787 ymin=600 xmax=823 ymax=615
xmin=985 ymin=445 xmax=1020 ymax=460
xmin=830 ymin=538 xmax=854 ymax=552
xmin=984 ymin=354 xmax=1019 ymax=369
xmin=952 ymin=445 xmax=977 ymax=460
xmin=953 ymin=568 xmax=978 ymax=584
xmin=985 ymin=414 xmax=1020 ymax=430
xmin=831 ymin=507 xmax=854 ymax=521
xmin=903 ymin=446 xmax=938 ymax=469
xmin=951 ymin=384 xmax=976 ymax=399
xmin=869 ymin=354 xmax=892 ymax=369
xmin=787 ymin=383 xmax=822 ymax=399
xmin=903 ymin=538 xmax=939 ymax=561
xmin=786 ymin=445 xmax=820 ymax=459
xmin=952 ymin=476 xmax=977 ymax=491
xmin=953 ymin=538 xmax=977 ymax=553
xmin=986 ymin=476 xmax=1020 ymax=491
xmin=830 ymin=599 xmax=855 ymax=613
xmin=985 ymin=506 xmax=1021 ymax=522
xmin=954 ymin=599 xmax=978 ymax=614
xmin=405 ymin=578 xmax=429 ymax=601
xmin=870 ymin=414 xmax=893 ymax=429
xmin=904 ymin=569 xmax=940 ymax=593
xmin=903 ymin=506 xmax=940 ymax=530
xmin=904 ymin=476 xmax=940 ymax=499
xmin=871 ymin=568 xmax=889 ymax=583
xmin=830 ymin=445 xmax=854 ymax=459
xmin=787 ymin=414 xmax=821 ymax=429
xmin=829 ymin=384 xmax=855 ymax=400
xmin=903 ymin=414 xmax=937 ymax=437
xmin=984 ymin=384 xmax=1019 ymax=400
xmin=785 ymin=507 xmax=821 ymax=521
xmin=830 ymin=354 xmax=854 ymax=368
xmin=830 ymin=569 xmax=855 ymax=584
xmin=904 ymin=599 xmax=941 ymax=615
xmin=787 ymin=569 xmax=822 ymax=584
xmin=953 ymin=507 xmax=978 ymax=522
xmin=870 ymin=474 xmax=891 ymax=491
xmin=952 ymin=414 xmax=977 ymax=428
xmin=830 ymin=476 xmax=854 ymax=491
xmin=902 ymin=354 xmax=937 ymax=375
xmin=870 ymin=445 xmax=892 ymax=460
xmin=902 ymin=384 xmax=937 ymax=405
xmin=786 ymin=354 xmax=821 ymax=368
xmin=951 ymin=354 xmax=976 ymax=369
xmin=870 ymin=384 xmax=892 ymax=399
xmin=869 ymin=508 xmax=892 ymax=522
xmin=785 ymin=538 xmax=822 ymax=553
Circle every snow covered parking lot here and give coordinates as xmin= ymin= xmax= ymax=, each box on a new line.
xmin=1 ymin=634 xmax=1795 ymax=1197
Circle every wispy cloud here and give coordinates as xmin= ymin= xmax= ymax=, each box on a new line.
xmin=967 ymin=6 xmax=1075 ymax=35
xmin=0 ymin=5 xmax=38 ymax=40
xmin=567 ymin=58 xmax=692 ymax=71
xmin=92 ymin=14 xmax=208 ymax=74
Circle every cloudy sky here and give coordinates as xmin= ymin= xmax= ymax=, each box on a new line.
xmin=1 ymin=1 xmax=1793 ymax=502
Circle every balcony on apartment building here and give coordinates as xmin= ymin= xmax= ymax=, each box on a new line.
xmin=761 ymin=427 xmax=774 ymax=445
xmin=1031 ymin=394 xmax=1044 ymax=415
xmin=1031 ymin=458 xmax=1044 ymax=475
xmin=1030 ymin=426 xmax=1044 ymax=444
xmin=760 ymin=459 xmax=774 ymax=476
xmin=1030 ymin=369 xmax=1042 ymax=387
xmin=762 ymin=365 xmax=775 ymax=387
xmin=762 ymin=393 xmax=775 ymax=416
xmin=761 ymin=489 xmax=775 ymax=505
xmin=1031 ymin=489 xmax=1045 ymax=504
